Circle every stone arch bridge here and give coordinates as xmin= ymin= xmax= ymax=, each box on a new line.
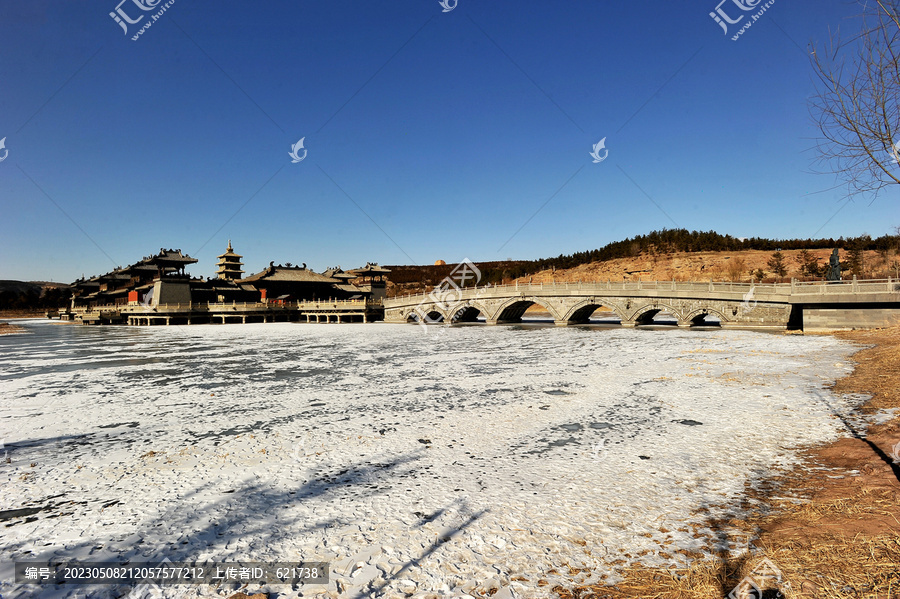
xmin=384 ymin=279 xmax=900 ymax=330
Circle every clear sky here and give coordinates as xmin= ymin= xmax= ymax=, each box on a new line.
xmin=1 ymin=0 xmax=897 ymax=282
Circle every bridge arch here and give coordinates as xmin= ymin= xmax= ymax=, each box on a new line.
xmin=402 ymin=305 xmax=446 ymax=323
xmin=561 ymin=299 xmax=626 ymax=324
xmin=492 ymin=297 xmax=559 ymax=323
xmin=630 ymin=302 xmax=684 ymax=325
xmin=683 ymin=306 xmax=728 ymax=326
xmin=447 ymin=302 xmax=486 ymax=323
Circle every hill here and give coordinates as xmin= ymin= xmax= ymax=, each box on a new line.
xmin=0 ymin=280 xmax=71 ymax=315
xmin=386 ymin=229 xmax=900 ymax=296
xmin=509 ymin=248 xmax=897 ymax=285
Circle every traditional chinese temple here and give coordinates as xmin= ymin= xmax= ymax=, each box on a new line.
xmin=348 ymin=263 xmax=391 ymax=301
xmin=62 ymin=243 xmax=388 ymax=325
xmin=239 ymin=262 xmax=360 ymax=302
xmin=215 ymin=241 xmax=244 ymax=281
xmin=70 ymin=248 xmax=199 ymax=309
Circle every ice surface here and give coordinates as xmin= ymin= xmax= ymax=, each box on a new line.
xmin=0 ymin=320 xmax=867 ymax=598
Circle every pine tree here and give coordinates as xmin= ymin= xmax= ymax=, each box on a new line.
xmin=767 ymin=252 xmax=788 ymax=281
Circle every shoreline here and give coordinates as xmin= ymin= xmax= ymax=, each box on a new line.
xmin=0 ymin=322 xmax=28 ymax=335
xmin=0 ymin=311 xmax=47 ymax=319
xmin=557 ymin=326 xmax=900 ymax=598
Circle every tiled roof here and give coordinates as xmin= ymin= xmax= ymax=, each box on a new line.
xmin=323 ymin=268 xmax=358 ymax=281
xmin=240 ymin=265 xmax=339 ymax=284
xmin=349 ymin=263 xmax=391 ymax=275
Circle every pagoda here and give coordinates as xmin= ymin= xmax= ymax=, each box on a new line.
xmin=215 ymin=241 xmax=245 ymax=281
xmin=348 ymin=263 xmax=391 ymax=301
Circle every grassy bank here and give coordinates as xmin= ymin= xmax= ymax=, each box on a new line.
xmin=556 ymin=326 xmax=900 ymax=599
xmin=0 ymin=322 xmax=29 ymax=335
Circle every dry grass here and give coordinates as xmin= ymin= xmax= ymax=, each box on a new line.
xmin=513 ymin=249 xmax=897 ymax=284
xmin=555 ymin=326 xmax=900 ymax=599
xmin=0 ymin=321 xmax=27 ymax=335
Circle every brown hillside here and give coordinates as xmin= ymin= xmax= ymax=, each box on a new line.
xmin=510 ymin=249 xmax=897 ymax=285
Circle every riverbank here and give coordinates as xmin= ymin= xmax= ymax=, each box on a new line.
xmin=0 ymin=321 xmax=28 ymax=335
xmin=557 ymin=326 xmax=900 ymax=598
xmin=0 ymin=310 xmax=46 ymax=319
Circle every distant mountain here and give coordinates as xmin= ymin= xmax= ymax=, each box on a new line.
xmin=0 ymin=280 xmax=71 ymax=312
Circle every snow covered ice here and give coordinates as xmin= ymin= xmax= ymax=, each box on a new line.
xmin=0 ymin=320 xmax=867 ymax=598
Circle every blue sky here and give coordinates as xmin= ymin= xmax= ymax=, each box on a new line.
xmin=1 ymin=0 xmax=897 ymax=282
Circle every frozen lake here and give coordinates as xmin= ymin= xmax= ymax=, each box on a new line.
xmin=0 ymin=320 xmax=865 ymax=598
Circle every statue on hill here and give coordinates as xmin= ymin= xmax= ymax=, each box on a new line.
xmin=826 ymin=249 xmax=842 ymax=281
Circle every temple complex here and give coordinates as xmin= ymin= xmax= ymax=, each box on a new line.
xmin=70 ymin=249 xmax=198 ymax=309
xmin=62 ymin=243 xmax=389 ymax=325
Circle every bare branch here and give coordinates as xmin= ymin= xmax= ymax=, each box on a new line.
xmin=809 ymin=0 xmax=900 ymax=200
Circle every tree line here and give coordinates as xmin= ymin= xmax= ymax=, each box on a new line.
xmin=0 ymin=282 xmax=70 ymax=313
xmin=388 ymin=229 xmax=900 ymax=291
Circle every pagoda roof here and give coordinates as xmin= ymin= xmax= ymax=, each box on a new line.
xmin=150 ymin=248 xmax=198 ymax=266
xmin=98 ymin=270 xmax=131 ymax=282
xmin=322 ymin=267 xmax=358 ymax=281
xmin=72 ymin=278 xmax=101 ymax=288
xmin=125 ymin=263 xmax=158 ymax=273
xmin=217 ymin=240 xmax=243 ymax=260
xmin=349 ymin=263 xmax=391 ymax=275
xmin=240 ymin=264 xmax=339 ymax=284
xmin=68 ymin=248 xmax=196 ymax=287
xmin=122 ymin=249 xmax=196 ymax=273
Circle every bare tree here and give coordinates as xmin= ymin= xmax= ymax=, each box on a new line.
xmin=810 ymin=0 xmax=900 ymax=200
xmin=725 ymin=257 xmax=746 ymax=282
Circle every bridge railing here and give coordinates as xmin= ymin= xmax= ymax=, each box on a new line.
xmin=296 ymin=299 xmax=370 ymax=310
xmin=790 ymin=278 xmax=898 ymax=294
xmin=77 ymin=299 xmax=379 ymax=314
xmin=386 ymin=277 xmax=898 ymax=303
xmin=387 ymin=280 xmax=784 ymax=301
